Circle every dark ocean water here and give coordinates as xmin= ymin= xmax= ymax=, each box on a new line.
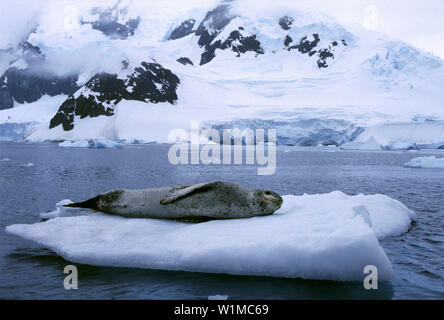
xmin=0 ymin=142 xmax=443 ymax=299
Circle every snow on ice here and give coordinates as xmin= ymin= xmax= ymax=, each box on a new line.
xmin=6 ymin=191 xmax=415 ymax=281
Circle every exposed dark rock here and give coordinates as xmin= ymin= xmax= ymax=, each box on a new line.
xmin=342 ymin=39 xmax=347 ymax=46
xmin=177 ymin=57 xmax=194 ymax=66
xmin=49 ymin=62 xmax=180 ymax=131
xmin=317 ymin=49 xmax=334 ymax=68
xmin=284 ymin=35 xmax=293 ymax=47
xmin=279 ymin=16 xmax=294 ymax=30
xmin=0 ymin=79 xmax=14 ymax=110
xmin=0 ymin=41 xmax=79 ymax=110
xmin=200 ymin=29 xmax=264 ymax=65
xmin=49 ymin=73 xmax=119 ymax=131
xmin=82 ymin=7 xmax=139 ymax=39
xmin=287 ymin=33 xmax=340 ymax=69
xmin=195 ymin=4 xmax=236 ymax=48
xmin=200 ymin=51 xmax=216 ymax=66
xmin=19 ymin=42 xmax=43 ymax=65
xmin=169 ymin=19 xmax=196 ymax=40
xmin=126 ymin=62 xmax=180 ymax=105
xmin=289 ymin=33 xmax=321 ymax=53
xmin=1 ymin=68 xmax=79 ymax=105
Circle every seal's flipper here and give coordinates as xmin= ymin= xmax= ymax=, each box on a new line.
xmin=64 ymin=190 xmax=124 ymax=211
xmin=160 ymin=182 xmax=219 ymax=205
xmin=64 ymin=195 xmax=100 ymax=210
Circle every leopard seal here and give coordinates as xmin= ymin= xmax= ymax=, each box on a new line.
xmin=65 ymin=181 xmax=283 ymax=220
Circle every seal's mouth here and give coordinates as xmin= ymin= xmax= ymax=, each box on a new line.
xmin=263 ymin=192 xmax=283 ymax=206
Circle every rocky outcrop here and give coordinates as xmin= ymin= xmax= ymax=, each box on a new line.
xmin=49 ymin=62 xmax=180 ymax=131
xmin=189 ymin=3 xmax=264 ymax=65
xmin=177 ymin=57 xmax=194 ymax=66
xmin=286 ymin=33 xmax=347 ymax=69
xmin=167 ymin=6 xmax=348 ymax=69
xmin=0 ymin=42 xmax=79 ymax=110
xmin=195 ymin=4 xmax=236 ymax=49
xmin=169 ymin=19 xmax=196 ymax=40
xmin=279 ymin=16 xmax=294 ymax=31
xmin=200 ymin=28 xmax=264 ymax=65
xmin=1 ymin=68 xmax=78 ymax=105
xmin=191 ymin=4 xmax=265 ymax=65
xmin=0 ymin=81 xmax=14 ymax=110
xmin=82 ymin=6 xmax=140 ymax=39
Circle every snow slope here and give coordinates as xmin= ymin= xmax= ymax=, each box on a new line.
xmin=6 ymin=191 xmax=415 ymax=281
xmin=0 ymin=1 xmax=443 ymax=147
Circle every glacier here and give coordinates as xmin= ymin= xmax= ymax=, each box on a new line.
xmin=0 ymin=1 xmax=443 ymax=148
xmin=0 ymin=121 xmax=37 ymax=141
xmin=6 ymin=191 xmax=415 ymax=281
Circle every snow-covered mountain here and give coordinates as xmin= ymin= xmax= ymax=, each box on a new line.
xmin=1 ymin=0 xmax=444 ymax=149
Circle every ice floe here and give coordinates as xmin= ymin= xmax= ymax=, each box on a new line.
xmin=208 ymin=295 xmax=229 ymax=300
xmin=6 ymin=191 xmax=415 ymax=281
xmin=19 ymin=163 xmax=34 ymax=167
xmin=58 ymin=139 xmax=123 ymax=149
xmin=404 ymin=156 xmax=444 ymax=169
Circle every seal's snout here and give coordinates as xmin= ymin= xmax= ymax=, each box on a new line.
xmin=257 ymin=190 xmax=283 ymax=215
xmin=264 ymin=191 xmax=283 ymax=206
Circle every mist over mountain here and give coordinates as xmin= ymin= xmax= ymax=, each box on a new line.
xmin=0 ymin=0 xmax=443 ymax=150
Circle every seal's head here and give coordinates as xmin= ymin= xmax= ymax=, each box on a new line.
xmin=255 ymin=189 xmax=283 ymax=216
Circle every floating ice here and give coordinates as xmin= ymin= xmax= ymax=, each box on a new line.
xmin=353 ymin=122 xmax=444 ymax=150
xmin=19 ymin=163 xmax=34 ymax=167
xmin=59 ymin=139 xmax=123 ymax=149
xmin=40 ymin=200 xmax=75 ymax=220
xmin=382 ymin=142 xmax=420 ymax=151
xmin=6 ymin=191 xmax=415 ymax=281
xmin=404 ymin=156 xmax=444 ymax=169
xmin=208 ymin=295 xmax=229 ymax=300
xmin=93 ymin=140 xmax=124 ymax=149
xmin=0 ymin=158 xmax=11 ymax=161
xmin=58 ymin=140 xmax=91 ymax=148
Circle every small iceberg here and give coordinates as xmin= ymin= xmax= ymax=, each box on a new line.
xmin=382 ymin=142 xmax=420 ymax=151
xmin=6 ymin=191 xmax=415 ymax=282
xmin=404 ymin=156 xmax=444 ymax=169
xmin=208 ymin=295 xmax=229 ymax=300
xmin=20 ymin=163 xmax=34 ymax=167
xmin=59 ymin=139 xmax=123 ymax=149
xmin=0 ymin=158 xmax=11 ymax=161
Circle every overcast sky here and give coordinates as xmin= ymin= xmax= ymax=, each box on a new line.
xmin=1 ymin=0 xmax=443 ymax=58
